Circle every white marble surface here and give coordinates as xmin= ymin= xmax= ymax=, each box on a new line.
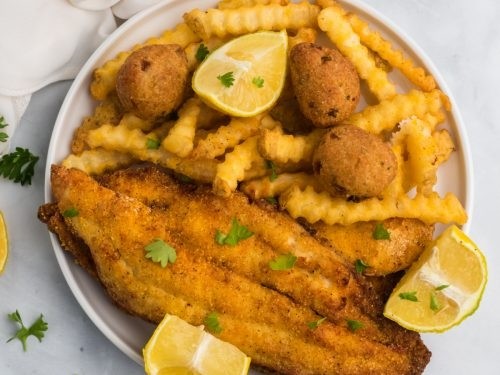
xmin=1 ymin=0 xmax=499 ymax=374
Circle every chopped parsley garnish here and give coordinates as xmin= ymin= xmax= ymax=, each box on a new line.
xmin=372 ymin=222 xmax=390 ymax=240
xmin=430 ymin=292 xmax=441 ymax=312
xmin=217 ymin=71 xmax=235 ymax=88
xmin=0 ymin=147 xmax=39 ymax=185
xmin=307 ymin=317 xmax=326 ymax=330
xmin=269 ymin=253 xmax=297 ymax=271
xmin=354 ymin=259 xmax=369 ymax=274
xmin=7 ymin=310 xmax=48 ymax=351
xmin=265 ymin=160 xmax=278 ymax=181
xmin=144 ymin=239 xmax=177 ymax=267
xmin=399 ymin=291 xmax=418 ymax=302
xmin=204 ymin=312 xmax=222 ymax=334
xmin=195 ymin=43 xmax=210 ymax=61
xmin=146 ymin=137 xmax=160 ymax=150
xmin=347 ymin=319 xmax=363 ymax=332
xmin=252 ymin=76 xmax=264 ymax=88
xmin=0 ymin=116 xmax=8 ymax=142
xmin=435 ymin=284 xmax=449 ymax=291
xmin=265 ymin=196 xmax=278 ymax=205
xmin=215 ymin=217 xmax=253 ymax=246
xmin=63 ymin=207 xmax=79 ymax=218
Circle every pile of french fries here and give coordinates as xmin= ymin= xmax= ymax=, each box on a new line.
xmin=62 ymin=0 xmax=467 ymax=227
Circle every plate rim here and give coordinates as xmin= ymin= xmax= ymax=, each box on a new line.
xmin=44 ymin=0 xmax=474 ymax=366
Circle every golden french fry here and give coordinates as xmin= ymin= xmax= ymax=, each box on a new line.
xmin=62 ymin=149 xmax=135 ymax=175
xmin=346 ymin=89 xmax=446 ymax=134
xmin=71 ymin=94 xmax=123 ymax=154
xmin=90 ymin=23 xmax=200 ymax=100
xmin=433 ymin=128 xmax=455 ymax=165
xmin=258 ymin=127 xmax=324 ymax=164
xmin=281 ymin=185 xmax=467 ymax=226
xmin=288 ymin=27 xmax=317 ymax=51
xmin=318 ymin=6 xmax=396 ymax=101
xmin=184 ymin=2 xmax=319 ymax=39
xmin=241 ymin=172 xmax=322 ymax=199
xmin=213 ymin=136 xmax=263 ymax=196
xmin=218 ymin=0 xmax=289 ymax=9
xmin=119 ymin=113 xmax=155 ymax=131
xmin=162 ymin=98 xmax=202 ymax=157
xmin=185 ymin=38 xmax=228 ymax=71
xmin=345 ymin=12 xmax=436 ymax=92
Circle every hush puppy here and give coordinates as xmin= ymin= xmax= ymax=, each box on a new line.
xmin=313 ymin=125 xmax=397 ymax=197
xmin=116 ymin=44 xmax=189 ymax=119
xmin=289 ymin=42 xmax=360 ymax=128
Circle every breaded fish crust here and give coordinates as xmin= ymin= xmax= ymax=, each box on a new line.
xmin=44 ymin=165 xmax=431 ymax=374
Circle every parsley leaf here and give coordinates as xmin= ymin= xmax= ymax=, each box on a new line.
xmin=430 ymin=292 xmax=441 ymax=312
xmin=195 ymin=43 xmax=210 ymax=62
xmin=217 ymin=71 xmax=234 ymax=88
xmin=265 ymin=196 xmax=278 ymax=205
xmin=0 ymin=147 xmax=39 ymax=185
xmin=269 ymin=253 xmax=297 ymax=271
xmin=146 ymin=138 xmax=160 ymax=150
xmin=265 ymin=160 xmax=278 ymax=182
xmin=144 ymin=239 xmax=177 ymax=267
xmin=63 ymin=207 xmax=79 ymax=218
xmin=347 ymin=319 xmax=363 ymax=332
xmin=215 ymin=218 xmax=253 ymax=246
xmin=0 ymin=116 xmax=7 ymax=143
xmin=372 ymin=222 xmax=390 ymax=240
xmin=307 ymin=317 xmax=326 ymax=330
xmin=204 ymin=312 xmax=222 ymax=334
xmin=399 ymin=291 xmax=418 ymax=302
xmin=354 ymin=259 xmax=369 ymax=274
xmin=7 ymin=310 xmax=48 ymax=351
xmin=435 ymin=284 xmax=449 ymax=291
xmin=252 ymin=76 xmax=264 ymax=88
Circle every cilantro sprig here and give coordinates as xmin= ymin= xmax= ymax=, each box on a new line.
xmin=399 ymin=291 xmax=418 ymax=302
xmin=144 ymin=239 xmax=177 ymax=267
xmin=7 ymin=310 xmax=48 ymax=351
xmin=265 ymin=160 xmax=278 ymax=182
xmin=0 ymin=147 xmax=39 ymax=185
xmin=146 ymin=138 xmax=160 ymax=150
xmin=196 ymin=43 xmax=210 ymax=62
xmin=269 ymin=253 xmax=297 ymax=271
xmin=0 ymin=116 xmax=8 ymax=143
xmin=204 ymin=312 xmax=222 ymax=334
xmin=347 ymin=319 xmax=363 ymax=332
xmin=252 ymin=76 xmax=264 ymax=88
xmin=215 ymin=218 xmax=253 ymax=246
xmin=63 ymin=207 xmax=79 ymax=218
xmin=354 ymin=259 xmax=369 ymax=274
xmin=217 ymin=71 xmax=235 ymax=88
xmin=307 ymin=317 xmax=326 ymax=330
xmin=372 ymin=222 xmax=390 ymax=240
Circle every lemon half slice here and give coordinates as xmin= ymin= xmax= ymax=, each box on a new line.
xmin=0 ymin=211 xmax=8 ymax=274
xmin=143 ymin=314 xmax=251 ymax=375
xmin=384 ymin=225 xmax=487 ymax=333
xmin=192 ymin=30 xmax=288 ymax=117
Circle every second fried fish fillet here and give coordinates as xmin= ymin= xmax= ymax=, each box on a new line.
xmin=48 ymin=165 xmax=431 ymax=374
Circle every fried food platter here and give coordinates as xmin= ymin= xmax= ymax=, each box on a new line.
xmin=44 ymin=0 xmax=473 ymax=371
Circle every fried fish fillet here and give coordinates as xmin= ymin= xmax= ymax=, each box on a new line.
xmin=46 ymin=165 xmax=431 ymax=374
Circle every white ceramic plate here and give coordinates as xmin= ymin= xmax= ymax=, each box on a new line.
xmin=44 ymin=0 xmax=473 ymax=370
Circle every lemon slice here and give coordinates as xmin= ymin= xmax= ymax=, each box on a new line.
xmin=143 ymin=314 xmax=251 ymax=375
xmin=384 ymin=225 xmax=487 ymax=333
xmin=0 ymin=211 xmax=8 ymax=274
xmin=192 ymin=30 xmax=288 ymax=117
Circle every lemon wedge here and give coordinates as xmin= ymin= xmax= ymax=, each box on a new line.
xmin=143 ymin=314 xmax=251 ymax=375
xmin=0 ymin=210 xmax=8 ymax=274
xmin=384 ymin=225 xmax=487 ymax=332
xmin=192 ymin=30 xmax=288 ymax=117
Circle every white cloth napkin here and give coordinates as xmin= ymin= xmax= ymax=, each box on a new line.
xmin=0 ymin=0 xmax=162 ymax=154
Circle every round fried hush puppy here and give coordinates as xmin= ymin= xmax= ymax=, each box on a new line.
xmin=116 ymin=44 xmax=189 ymax=119
xmin=289 ymin=43 xmax=360 ymax=128
xmin=313 ymin=125 xmax=397 ymax=197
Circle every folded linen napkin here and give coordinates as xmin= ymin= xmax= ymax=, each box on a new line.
xmin=0 ymin=0 xmax=162 ymax=154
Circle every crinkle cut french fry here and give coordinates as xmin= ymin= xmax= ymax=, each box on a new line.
xmin=258 ymin=127 xmax=325 ymax=164
xmin=90 ymin=23 xmax=200 ymax=100
xmin=433 ymin=129 xmax=455 ymax=165
xmin=213 ymin=136 xmax=263 ymax=197
xmin=191 ymin=115 xmax=264 ymax=159
xmin=288 ymin=28 xmax=317 ymax=51
xmin=345 ymin=12 xmax=436 ymax=92
xmin=175 ymin=158 xmax=219 ymax=184
xmin=218 ymin=0 xmax=289 ymax=9
xmin=71 ymin=94 xmax=123 ymax=154
xmin=185 ymin=38 xmax=228 ymax=71
xmin=162 ymin=98 xmax=202 ymax=157
xmin=241 ymin=172 xmax=322 ymax=199
xmin=184 ymin=2 xmax=319 ymax=40
xmin=281 ymin=185 xmax=467 ymax=226
xmin=318 ymin=6 xmax=396 ymax=101
xmin=119 ymin=113 xmax=155 ymax=131
xmin=346 ymin=89 xmax=446 ymax=134
xmin=62 ymin=149 xmax=135 ymax=175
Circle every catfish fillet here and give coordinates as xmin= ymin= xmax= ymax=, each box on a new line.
xmin=48 ymin=165 xmax=430 ymax=374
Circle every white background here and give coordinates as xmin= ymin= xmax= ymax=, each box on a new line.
xmin=0 ymin=0 xmax=499 ymax=374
